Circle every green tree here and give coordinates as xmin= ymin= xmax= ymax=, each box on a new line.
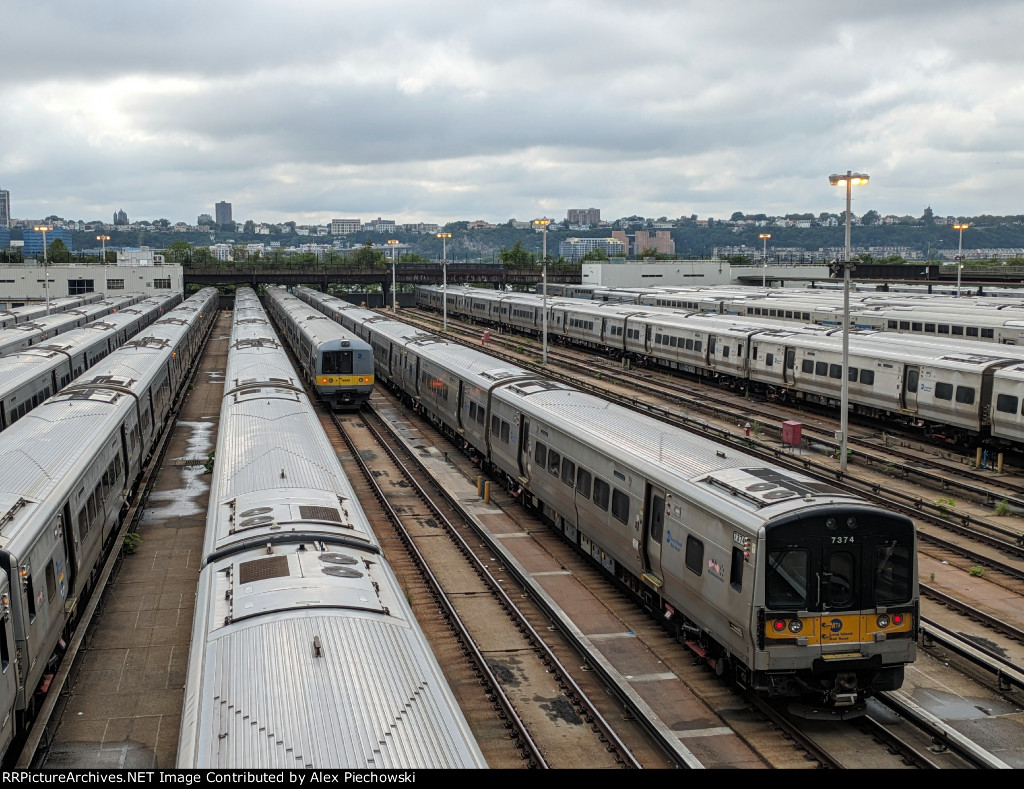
xmin=861 ymin=209 xmax=880 ymax=226
xmin=499 ymin=240 xmax=535 ymax=268
xmin=163 ymin=240 xmax=194 ymax=264
xmin=47 ymin=239 xmax=73 ymax=263
xmin=350 ymin=240 xmax=387 ymax=269
xmin=580 ymin=247 xmax=609 ymax=261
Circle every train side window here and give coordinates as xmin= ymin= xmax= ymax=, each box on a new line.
xmin=766 ymin=548 xmax=808 ymax=608
xmin=0 ymin=617 xmax=8 ymax=670
xmin=535 ymin=443 xmax=547 ymax=467
xmin=684 ymin=535 xmax=704 ymax=576
xmin=906 ymin=369 xmax=919 ymax=393
xmin=848 ymin=367 xmax=858 ymax=382
xmin=829 ymin=364 xmax=841 ymax=379
xmin=765 ymin=353 xmax=774 ymax=366
xmin=966 ymin=327 xmax=979 ymax=337
xmin=46 ymin=561 xmax=57 ymax=602
xmin=500 ymin=421 xmax=510 ymax=443
xmin=860 ymin=369 xmax=874 ymax=386
xmin=477 ymin=406 xmax=485 ymax=425
xmin=911 ymin=322 xmax=922 ymax=332
xmin=77 ymin=506 xmax=90 ymax=539
xmin=785 ymin=349 xmax=795 ymax=369
xmin=925 ymin=323 xmax=936 ymax=333
xmin=815 ymin=361 xmax=828 ymax=376
xmin=593 ymin=478 xmax=610 ymax=511
xmin=899 ymin=321 xmax=910 ymax=330
xmin=955 ymin=386 xmax=975 ymax=405
xmin=561 ymin=458 xmax=575 ymax=486
xmin=801 ymin=359 xmax=813 ymax=374
xmin=730 ymin=547 xmax=743 ymax=591
xmin=935 ymin=383 xmax=953 ymax=400
xmin=722 ymin=345 xmax=730 ymax=359
xmin=491 ymin=415 xmax=500 ymax=436
xmin=887 ymin=320 xmax=897 ymax=329
xmin=685 ymin=339 xmax=693 ymax=351
xmin=982 ymin=328 xmax=994 ymax=339
xmin=996 ymin=394 xmax=1019 ymax=413
xmin=611 ymin=490 xmax=629 ymax=524
xmin=693 ymin=341 xmax=702 ymax=352
xmin=576 ymin=467 xmax=592 ymax=499
xmin=469 ymin=402 xmax=477 ymax=421
xmin=548 ymin=450 xmax=560 ymax=475
xmin=937 ymin=325 xmax=950 ymax=334
xmin=802 ymin=313 xmax=810 ymax=321
xmin=952 ymin=326 xmax=964 ymax=336
xmin=26 ymin=573 xmax=36 ymax=622
xmin=708 ymin=337 xmax=717 ymax=355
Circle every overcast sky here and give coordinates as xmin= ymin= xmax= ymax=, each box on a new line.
xmin=3 ymin=1 xmax=1022 ymax=226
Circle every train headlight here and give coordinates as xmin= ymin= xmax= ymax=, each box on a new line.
xmin=892 ymin=613 xmax=904 ymax=626
xmin=788 ymin=619 xmax=803 ymax=634
xmin=826 ymin=517 xmax=838 ymax=530
xmin=772 ymin=619 xmax=787 ymax=632
xmin=877 ymin=614 xmax=890 ymax=628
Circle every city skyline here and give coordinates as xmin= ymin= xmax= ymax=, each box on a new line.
xmin=3 ymin=2 xmax=1023 ymax=226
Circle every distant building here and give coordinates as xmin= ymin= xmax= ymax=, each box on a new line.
xmin=113 ymin=209 xmax=129 ymax=226
xmin=23 ymin=227 xmax=73 ymax=257
xmin=632 ymin=230 xmax=675 ymax=257
xmin=567 ymin=208 xmax=601 ymax=226
xmin=197 ymin=213 xmax=213 ymax=225
xmin=0 ymin=188 xmax=10 ymax=228
xmin=0 ymin=227 xmax=9 ymax=248
xmin=210 ymin=243 xmax=233 ymax=262
xmin=330 ymin=218 xmax=362 ymax=235
xmin=558 ymin=236 xmax=625 ymax=262
xmin=215 ymin=201 xmax=232 ymax=225
xmin=365 ymin=217 xmax=397 ymax=234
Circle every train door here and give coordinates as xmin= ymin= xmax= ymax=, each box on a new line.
xmin=643 ymin=483 xmax=667 ymax=580
xmin=784 ymin=347 xmax=796 ymax=385
xmin=901 ymin=365 xmax=920 ymax=412
xmin=707 ymin=335 xmax=718 ymax=370
xmin=816 ymin=539 xmax=864 ymax=646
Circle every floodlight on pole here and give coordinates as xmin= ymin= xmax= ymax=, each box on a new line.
xmin=96 ymin=235 xmax=111 ymax=264
xmin=533 ymin=219 xmax=551 ymax=365
xmin=34 ymin=225 xmax=53 ymax=315
xmin=437 ymin=233 xmax=452 ymax=331
xmin=828 ymin=171 xmax=869 ymax=473
xmin=953 ymin=224 xmax=968 ymax=297
xmin=386 ymin=240 xmax=400 ymax=311
xmin=759 ymin=233 xmax=771 ymax=287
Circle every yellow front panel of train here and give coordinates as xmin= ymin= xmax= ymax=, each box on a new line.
xmin=318 ymin=375 xmax=375 ymax=386
xmin=818 ymin=614 xmax=862 ymax=645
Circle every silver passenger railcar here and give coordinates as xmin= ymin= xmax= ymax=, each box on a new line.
xmin=0 ymin=288 xmax=217 ymax=763
xmin=178 ymin=288 xmax=486 ymax=770
xmin=263 ymin=287 xmax=374 ymax=409
xmin=344 ymin=305 xmax=919 ymax=719
xmin=0 ymin=294 xmax=105 ymax=329
xmin=0 ymin=293 xmax=183 ymax=431
xmin=0 ymin=294 xmax=145 ymax=357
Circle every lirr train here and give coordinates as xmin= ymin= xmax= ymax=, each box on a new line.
xmin=0 ymin=293 xmax=183 ymax=431
xmin=0 ymin=294 xmax=145 ymax=358
xmin=0 ymin=294 xmax=105 ymax=329
xmin=0 ymin=288 xmax=217 ymax=763
xmin=299 ymin=285 xmax=919 ymax=719
xmin=178 ymin=288 xmax=485 ymax=769
xmin=416 ymin=286 xmax=1024 ymax=450
xmin=263 ymin=286 xmax=374 ymax=409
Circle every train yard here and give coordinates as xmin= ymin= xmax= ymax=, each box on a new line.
xmin=5 ymin=287 xmax=1024 ymax=770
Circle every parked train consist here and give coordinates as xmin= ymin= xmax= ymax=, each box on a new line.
xmin=0 ymin=293 xmax=183 ymax=431
xmin=177 ymin=288 xmax=485 ymax=769
xmin=0 ymin=294 xmax=105 ymax=329
xmin=0 ymin=288 xmax=217 ymax=763
xmin=301 ymin=285 xmax=919 ymax=719
xmin=263 ymin=286 xmax=374 ymax=409
xmin=416 ymin=286 xmax=1024 ymax=450
xmin=0 ymin=294 xmax=146 ymax=358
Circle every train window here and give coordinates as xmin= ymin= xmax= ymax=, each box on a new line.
xmin=982 ymin=328 xmax=994 ymax=339
xmin=766 ymin=548 xmax=808 ymax=608
xmin=469 ymin=402 xmax=477 ymax=420
xmin=785 ymin=311 xmax=793 ymax=319
xmin=611 ymin=490 xmax=629 ymax=524
xmin=860 ymin=369 xmax=874 ymax=386
xmin=912 ymin=322 xmax=922 ymax=332
xmin=322 ymin=350 xmax=353 ymax=375
xmin=684 ymin=535 xmax=704 ymax=576
xmin=561 ymin=459 xmax=575 ymax=486
xmin=694 ymin=341 xmax=702 ymax=352
xmin=685 ymin=339 xmax=694 ymax=351
xmin=730 ymin=547 xmax=743 ymax=592
xmin=593 ymin=478 xmax=610 ymax=511
xmin=46 ymin=561 xmax=57 ymax=602
xmin=937 ymin=325 xmax=950 ymax=334
xmin=708 ymin=337 xmax=717 ymax=355
xmin=477 ymin=406 xmax=485 ymax=425
xmin=906 ymin=369 xmax=919 ymax=393
xmin=996 ymin=394 xmax=1019 ymax=413
xmin=534 ymin=443 xmax=547 ymax=467
xmin=77 ymin=506 xmax=90 ymax=539
xmin=26 ymin=573 xmax=36 ymax=622
xmin=815 ymin=361 xmax=828 ymax=376
xmin=887 ymin=320 xmax=898 ymax=329
xmin=722 ymin=346 xmax=730 ymax=358
xmin=955 ymin=386 xmax=975 ymax=405
xmin=952 ymin=326 xmax=964 ymax=336
xmin=925 ymin=323 xmax=936 ymax=333
xmin=899 ymin=321 xmax=910 ymax=330
xmin=935 ymin=383 xmax=953 ymax=400
xmin=576 ymin=468 xmax=592 ymax=499
xmin=874 ymin=541 xmax=912 ymax=604
xmin=670 ymin=337 xmax=677 ymax=347
xmin=548 ymin=450 xmax=560 ymax=475
xmin=0 ymin=617 xmax=8 ymax=670
xmin=491 ymin=415 xmax=500 ymax=436
xmin=966 ymin=327 xmax=979 ymax=337
xmin=848 ymin=367 xmax=858 ymax=382
xmin=802 ymin=313 xmax=810 ymax=321
xmin=825 ymin=552 xmax=855 ymax=608
xmin=785 ymin=349 xmax=795 ymax=369
xmin=802 ymin=359 xmax=814 ymax=374
xmin=500 ymin=421 xmax=510 ymax=444
xmin=765 ymin=353 xmax=774 ymax=366
xmin=829 ymin=364 xmax=841 ymax=379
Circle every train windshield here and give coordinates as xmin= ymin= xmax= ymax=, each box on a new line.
xmin=322 ymin=350 xmax=353 ymax=375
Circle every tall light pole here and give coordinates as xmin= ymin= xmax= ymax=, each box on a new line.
xmin=954 ymin=223 xmax=968 ymax=297
xmin=828 ymin=171 xmax=869 ymax=473
xmin=386 ymin=239 xmax=399 ymax=311
xmin=436 ymin=232 xmax=452 ymax=331
xmin=96 ymin=234 xmax=111 ymax=264
xmin=759 ymin=233 xmax=771 ymax=288
xmin=533 ymin=219 xmax=551 ymax=365
xmin=34 ymin=225 xmax=53 ymax=315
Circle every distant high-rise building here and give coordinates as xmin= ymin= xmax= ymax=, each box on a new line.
xmin=23 ymin=227 xmax=73 ymax=257
xmin=567 ymin=208 xmax=601 ymax=226
xmin=330 ymin=218 xmax=362 ymax=235
xmin=113 ymin=209 xmax=129 ymax=226
xmin=215 ymin=201 xmax=232 ymax=225
xmin=0 ymin=188 xmax=10 ymax=228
